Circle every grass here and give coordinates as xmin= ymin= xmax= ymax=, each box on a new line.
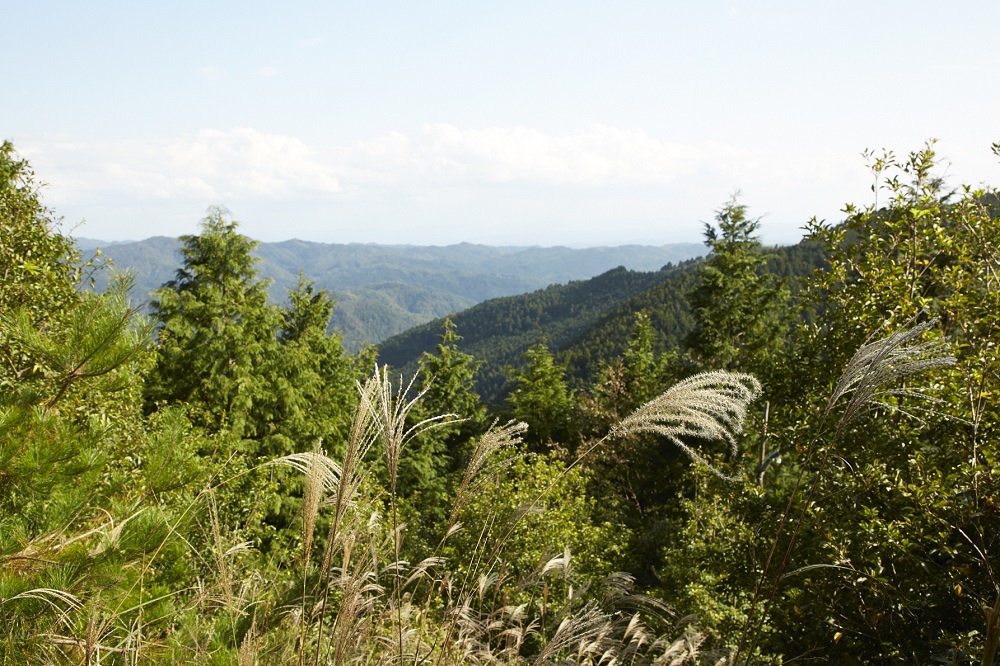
xmin=0 ymin=320 xmax=966 ymax=664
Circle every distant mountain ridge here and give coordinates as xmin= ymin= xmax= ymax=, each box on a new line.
xmin=376 ymin=239 xmax=828 ymax=404
xmin=77 ymin=236 xmax=706 ymax=350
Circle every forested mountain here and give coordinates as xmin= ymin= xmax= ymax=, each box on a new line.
xmin=79 ymin=236 xmax=705 ymax=349
xmin=378 ymin=239 xmax=827 ymax=403
xmin=558 ymin=239 xmax=827 ymax=386
xmin=8 ymin=141 xmax=1000 ymax=664
xmin=377 ymin=264 xmax=678 ymax=399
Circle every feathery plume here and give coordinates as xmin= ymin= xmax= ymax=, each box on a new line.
xmin=449 ymin=420 xmax=526 ymax=525
xmin=367 ymin=365 xmax=460 ymax=493
xmin=826 ymin=317 xmax=956 ymax=432
xmin=611 ymin=371 xmax=762 ymax=479
xmin=264 ymin=441 xmax=340 ymax=564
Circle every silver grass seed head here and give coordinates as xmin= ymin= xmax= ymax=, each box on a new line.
xmin=365 ymin=365 xmax=462 ymax=488
xmin=450 ymin=420 xmax=527 ymax=525
xmin=827 ymin=317 xmax=957 ymax=431
xmin=611 ymin=371 xmax=762 ymax=480
xmin=263 ymin=448 xmax=342 ymax=497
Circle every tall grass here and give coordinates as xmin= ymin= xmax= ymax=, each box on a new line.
xmin=256 ymin=366 xmax=732 ymax=665
xmin=4 ymin=320 xmax=960 ymax=664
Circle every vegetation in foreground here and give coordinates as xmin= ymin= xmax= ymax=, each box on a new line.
xmin=2 ymin=138 xmax=999 ymax=664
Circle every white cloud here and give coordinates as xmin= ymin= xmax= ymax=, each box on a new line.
xmin=29 ymin=128 xmax=342 ymax=204
xmin=342 ymin=123 xmax=714 ymax=186
xmin=13 ymin=124 xmax=866 ymax=244
xmin=25 ymin=124 xmax=851 ymax=245
xmin=30 ymin=124 xmax=729 ymax=208
xmin=258 ymin=65 xmax=280 ymax=78
xmin=161 ymin=128 xmax=342 ymax=197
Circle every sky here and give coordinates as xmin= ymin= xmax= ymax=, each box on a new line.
xmin=5 ymin=1 xmax=999 ymax=247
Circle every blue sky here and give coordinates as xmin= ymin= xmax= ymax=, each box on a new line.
xmin=6 ymin=1 xmax=999 ymax=246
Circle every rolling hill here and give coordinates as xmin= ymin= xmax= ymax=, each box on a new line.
xmin=376 ymin=239 xmax=828 ymax=404
xmin=76 ymin=237 xmax=706 ymax=350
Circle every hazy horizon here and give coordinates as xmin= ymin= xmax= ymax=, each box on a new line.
xmin=71 ymin=232 xmax=709 ymax=251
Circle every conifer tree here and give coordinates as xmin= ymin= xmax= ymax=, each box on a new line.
xmin=622 ymin=311 xmax=661 ymax=405
xmin=260 ymin=273 xmax=357 ymax=458
xmin=146 ymin=207 xmax=279 ymax=439
xmin=0 ymin=145 xmax=199 ymax=661
xmin=415 ymin=317 xmax=485 ymax=437
xmin=685 ymin=195 xmax=789 ymax=372
xmin=398 ymin=318 xmax=485 ymax=541
xmin=507 ymin=341 xmax=576 ymax=449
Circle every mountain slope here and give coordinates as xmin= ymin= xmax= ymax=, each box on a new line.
xmin=377 ymin=239 xmax=829 ymax=404
xmin=79 ymin=237 xmax=705 ymax=349
xmin=558 ymin=240 xmax=827 ymax=384
xmin=376 ymin=265 xmax=676 ymax=398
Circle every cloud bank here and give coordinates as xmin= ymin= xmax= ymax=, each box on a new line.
xmin=20 ymin=124 xmax=866 ymax=245
xmin=31 ymin=128 xmax=342 ymax=203
xmin=30 ymin=124 xmax=728 ymax=204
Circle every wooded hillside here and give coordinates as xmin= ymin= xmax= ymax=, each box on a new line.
xmin=3 ymin=140 xmax=999 ymax=664
xmin=378 ymin=240 xmax=827 ymax=403
xmin=82 ymin=236 xmax=705 ymax=350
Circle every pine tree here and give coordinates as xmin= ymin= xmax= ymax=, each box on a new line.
xmin=0 ymin=141 xmax=83 ymax=392
xmin=0 ymin=145 xmax=199 ymax=661
xmin=622 ymin=311 xmax=661 ymax=405
xmin=415 ymin=318 xmax=485 ymax=438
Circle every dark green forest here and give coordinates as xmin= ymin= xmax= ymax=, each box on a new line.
xmin=3 ymin=138 xmax=1000 ymax=664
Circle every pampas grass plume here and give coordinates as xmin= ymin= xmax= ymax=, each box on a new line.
xmin=611 ymin=371 xmax=762 ymax=480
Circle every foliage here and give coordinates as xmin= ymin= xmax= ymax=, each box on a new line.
xmin=398 ymin=319 xmax=488 ymax=551
xmin=0 ymin=141 xmax=86 ymax=394
xmin=444 ymin=453 xmax=624 ymax=590
xmin=685 ymin=194 xmax=791 ymax=373
xmin=506 ymin=342 xmax=578 ymax=450
xmin=260 ymin=273 xmax=358 ymax=459
xmin=662 ymin=145 xmax=1000 ymax=663
xmin=6 ymin=139 xmax=1000 ymax=665
xmin=0 ymin=254 xmax=200 ymax=664
xmin=145 ymin=207 xmax=280 ymax=440
xmin=754 ymin=143 xmax=1000 ymax=662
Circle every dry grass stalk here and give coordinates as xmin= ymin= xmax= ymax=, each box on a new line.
xmin=311 ymin=373 xmax=383 ymax=665
xmin=363 ymin=366 xmax=462 ymax=662
xmin=238 ymin=619 xmax=258 ymax=666
xmin=244 ymin=366 xmax=714 ymax=666
xmin=206 ymin=489 xmax=234 ymax=607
